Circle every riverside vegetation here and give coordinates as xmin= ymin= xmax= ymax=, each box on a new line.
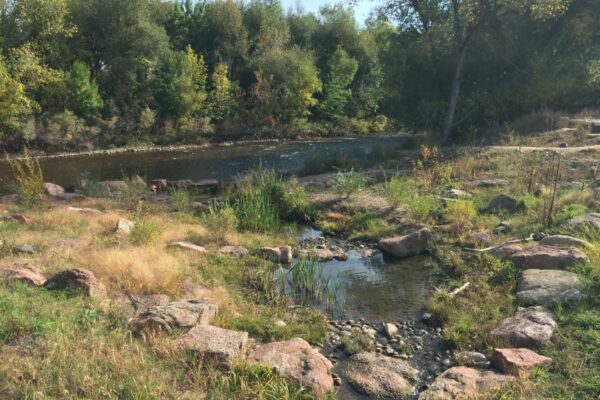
xmin=2 ymin=123 xmax=600 ymax=399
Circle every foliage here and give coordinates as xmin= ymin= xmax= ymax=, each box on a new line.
xmin=202 ymin=203 xmax=239 ymax=244
xmin=5 ymin=147 xmax=44 ymax=207
xmin=66 ymin=61 xmax=102 ymax=119
xmin=334 ymin=168 xmax=366 ymax=198
xmin=0 ymin=55 xmax=33 ymax=135
xmin=382 ymin=176 xmax=438 ymax=222
xmin=130 ymin=218 xmax=164 ymax=245
xmin=340 ymin=330 xmax=374 ymax=355
xmin=318 ymin=46 xmax=358 ymax=120
xmin=445 ymin=199 xmax=477 ymax=228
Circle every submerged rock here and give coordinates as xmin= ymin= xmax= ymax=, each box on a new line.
xmin=517 ymin=269 xmax=582 ymax=306
xmin=491 ymin=348 xmax=552 ymax=378
xmin=249 ymin=338 xmax=333 ymax=398
xmin=378 ymin=228 xmax=432 ymax=259
xmin=1 ymin=264 xmax=45 ymax=286
xmin=177 ymin=325 xmax=248 ymax=369
xmin=489 ymin=306 xmax=556 ymax=348
xmin=510 ymin=246 xmax=588 ymax=270
xmin=345 ymin=352 xmax=418 ymax=397
xmin=44 ymin=268 xmax=107 ymax=299
xmin=418 ymin=366 xmax=515 ymax=400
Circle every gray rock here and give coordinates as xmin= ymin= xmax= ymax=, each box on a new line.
xmin=469 ymin=179 xmax=509 ymax=188
xmin=13 ymin=244 xmax=36 ymax=254
xmin=517 ymin=269 xmax=582 ymax=306
xmin=43 ymin=182 xmax=65 ymax=197
xmin=217 ymin=245 xmax=249 ymax=257
xmin=540 ymin=235 xmax=594 ymax=250
xmin=510 ymin=246 xmax=588 ymax=270
xmin=454 ymin=351 xmax=490 ymax=368
xmin=487 ymin=194 xmax=520 ymax=214
xmin=446 ymin=189 xmax=472 ymax=199
xmin=131 ymin=299 xmax=218 ymax=333
xmin=378 ymin=228 xmax=432 ymax=259
xmin=345 ymin=352 xmax=418 ymax=397
xmin=493 ymin=221 xmax=513 ymax=235
xmin=418 ymin=367 xmax=515 ymax=400
xmin=114 ymin=218 xmax=135 ymax=235
xmin=489 ymin=244 xmax=523 ymax=260
xmin=565 ymin=213 xmax=600 ymax=234
xmin=489 ymin=306 xmax=556 ymax=348
xmin=169 ymin=241 xmax=207 ymax=253
xmin=177 ymin=324 xmax=248 ymax=369
xmin=256 ymin=246 xmax=293 ymax=264
xmin=44 ymin=268 xmax=107 ymax=299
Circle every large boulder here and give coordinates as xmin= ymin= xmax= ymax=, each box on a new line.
xmin=510 ymin=246 xmax=588 ymax=270
xmin=486 ymin=194 xmax=521 ymax=214
xmin=540 ymin=235 xmax=594 ymax=250
xmin=1 ymin=264 xmax=45 ymax=286
xmin=44 ymin=268 xmax=107 ymax=299
xmin=489 ymin=244 xmax=523 ymax=261
xmin=517 ymin=269 xmax=582 ymax=306
xmin=564 ymin=213 xmax=600 ymax=234
xmin=378 ymin=228 xmax=432 ymax=259
xmin=489 ymin=306 xmax=557 ymax=348
xmin=43 ymin=182 xmax=65 ymax=197
xmin=418 ymin=366 xmax=515 ymax=400
xmin=177 ymin=324 xmax=248 ymax=369
xmin=249 ymin=338 xmax=333 ymax=398
xmin=256 ymin=246 xmax=293 ymax=264
xmin=491 ymin=348 xmax=552 ymax=378
xmin=344 ymin=352 xmax=418 ymax=397
xmin=131 ymin=299 xmax=218 ymax=333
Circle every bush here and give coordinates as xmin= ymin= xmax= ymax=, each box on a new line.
xmin=202 ymin=204 xmax=239 ymax=244
xmin=5 ymin=147 xmax=44 ymax=208
xmin=382 ymin=176 xmax=438 ymax=222
xmin=334 ymin=168 xmax=366 ymax=198
xmin=445 ymin=199 xmax=477 ymax=228
xmin=130 ymin=218 xmax=164 ymax=245
xmin=117 ymin=176 xmax=148 ymax=210
xmin=168 ymin=189 xmax=191 ymax=212
xmin=340 ymin=330 xmax=374 ymax=355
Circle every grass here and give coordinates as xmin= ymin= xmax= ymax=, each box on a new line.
xmin=340 ymin=330 xmax=374 ymax=355
xmin=4 ymin=147 xmax=45 ymax=208
xmin=334 ymin=168 xmax=367 ymax=199
xmin=382 ymin=176 xmax=439 ymax=222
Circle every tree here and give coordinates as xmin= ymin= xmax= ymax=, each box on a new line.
xmin=382 ymin=0 xmax=573 ymax=142
xmin=152 ymin=46 xmax=208 ymax=121
xmin=66 ymin=61 xmax=102 ymax=119
xmin=318 ymin=46 xmax=359 ymax=120
xmin=0 ymin=56 xmax=34 ymax=136
xmin=209 ymin=63 xmax=234 ymax=121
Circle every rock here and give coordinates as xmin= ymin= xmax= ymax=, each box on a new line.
xmin=469 ymin=179 xmax=509 ymax=188
xmin=565 ymin=213 xmax=600 ymax=234
xmin=274 ymin=320 xmax=287 ymax=328
xmin=446 ymin=189 xmax=472 ymax=199
xmin=117 ymin=294 xmax=172 ymax=317
xmin=2 ymin=214 xmax=32 ymax=224
xmin=491 ymin=348 xmax=552 ymax=378
xmin=177 ymin=325 xmax=248 ymax=369
xmin=99 ymin=180 xmax=128 ymax=197
xmin=384 ymin=323 xmax=399 ymax=337
xmin=169 ymin=241 xmax=207 ymax=253
xmin=454 ymin=351 xmax=490 ymax=368
xmin=53 ymin=193 xmax=87 ymax=201
xmin=217 ymin=245 xmax=249 ymax=257
xmin=1 ymin=264 xmax=45 ymax=286
xmin=114 ymin=218 xmax=135 ymax=235
xmin=249 ymin=338 xmax=333 ymax=397
xmin=329 ymin=245 xmax=348 ymax=261
xmin=345 ymin=352 xmax=418 ymax=397
xmin=517 ymin=269 xmax=582 ymax=306
xmin=44 ymin=268 xmax=107 ymax=299
xmin=180 ymin=281 xmax=213 ymax=299
xmin=418 ymin=366 xmax=515 ymax=400
xmin=256 ymin=246 xmax=293 ymax=264
xmin=493 ymin=221 xmax=513 ymax=235
xmin=43 ymin=182 xmax=65 ymax=197
xmin=378 ymin=228 xmax=432 ymax=259
xmin=66 ymin=206 xmax=102 ymax=214
xmin=539 ymin=235 xmax=594 ymax=250
xmin=489 ymin=244 xmax=523 ymax=260
xmin=487 ymin=194 xmax=521 ymax=213
xmin=489 ymin=306 xmax=556 ymax=348
xmin=131 ymin=299 xmax=218 ymax=333
xmin=13 ymin=244 xmax=36 ymax=254
xmin=465 ymin=232 xmax=492 ymax=247
xmin=510 ymin=246 xmax=588 ymax=270
xmin=421 ymin=312 xmax=433 ymax=323
xmin=295 ymin=247 xmax=334 ymax=261
xmin=562 ymin=181 xmax=581 ymax=191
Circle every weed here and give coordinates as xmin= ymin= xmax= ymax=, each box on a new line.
xmin=334 ymin=168 xmax=366 ymax=199
xmin=445 ymin=199 xmax=477 ymax=229
xmin=168 ymin=189 xmax=191 ymax=212
xmin=130 ymin=218 xmax=164 ymax=245
xmin=5 ymin=147 xmax=44 ymax=208
xmin=202 ymin=203 xmax=239 ymax=244
xmin=340 ymin=330 xmax=374 ymax=355
xmin=381 ymin=176 xmax=438 ymax=222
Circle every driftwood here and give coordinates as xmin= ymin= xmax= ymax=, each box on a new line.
xmin=449 ymin=282 xmax=470 ymax=298
xmin=463 ymin=233 xmax=536 ymax=253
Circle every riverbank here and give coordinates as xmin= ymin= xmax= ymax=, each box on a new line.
xmin=1 ymin=145 xmax=599 ymax=399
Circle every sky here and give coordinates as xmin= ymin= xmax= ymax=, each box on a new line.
xmin=280 ymin=0 xmax=378 ymax=24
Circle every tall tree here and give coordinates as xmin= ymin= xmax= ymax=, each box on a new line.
xmin=318 ymin=46 xmax=359 ymax=120
xmin=66 ymin=61 xmax=102 ymax=119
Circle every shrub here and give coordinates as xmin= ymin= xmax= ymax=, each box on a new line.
xmin=382 ymin=176 xmax=438 ymax=222
xmin=117 ymin=175 xmax=148 ymax=210
xmin=202 ymin=204 xmax=239 ymax=244
xmin=5 ymin=147 xmax=44 ymax=208
xmin=340 ymin=330 xmax=374 ymax=355
xmin=168 ymin=189 xmax=191 ymax=212
xmin=334 ymin=168 xmax=366 ymax=198
xmin=445 ymin=200 xmax=477 ymax=228
xmin=130 ymin=218 xmax=164 ymax=245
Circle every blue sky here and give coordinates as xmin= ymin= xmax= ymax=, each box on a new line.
xmin=280 ymin=0 xmax=377 ymax=24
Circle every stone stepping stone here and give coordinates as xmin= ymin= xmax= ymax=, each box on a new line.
xmin=491 ymin=348 xmax=552 ymax=378
xmin=177 ymin=325 xmax=248 ymax=369
xmin=249 ymin=338 xmax=333 ymax=397
xmin=489 ymin=306 xmax=556 ymax=349
xmin=517 ymin=269 xmax=582 ymax=306
xmin=1 ymin=264 xmax=45 ymax=286
xmin=344 ymin=352 xmax=418 ymax=398
xmin=131 ymin=299 xmax=217 ymax=333
xmin=169 ymin=241 xmax=207 ymax=253
xmin=418 ymin=366 xmax=515 ymax=400
xmin=510 ymin=245 xmax=588 ymax=270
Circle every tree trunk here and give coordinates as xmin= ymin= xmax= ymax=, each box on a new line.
xmin=441 ymin=42 xmax=468 ymax=144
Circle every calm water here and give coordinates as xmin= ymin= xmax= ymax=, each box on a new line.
xmin=0 ymin=135 xmax=409 ymax=189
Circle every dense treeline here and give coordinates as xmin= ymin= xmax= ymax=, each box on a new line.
xmin=0 ymin=0 xmax=598 ymax=150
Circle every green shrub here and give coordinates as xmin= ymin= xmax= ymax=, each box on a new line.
xmin=168 ymin=189 xmax=191 ymax=212
xmin=202 ymin=204 xmax=239 ymax=243
xmin=382 ymin=176 xmax=438 ymax=222
xmin=117 ymin=175 xmax=148 ymax=210
xmin=5 ymin=148 xmax=44 ymax=208
xmin=445 ymin=199 xmax=477 ymax=227
xmin=334 ymin=168 xmax=366 ymax=198
xmin=130 ymin=218 xmax=163 ymax=245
